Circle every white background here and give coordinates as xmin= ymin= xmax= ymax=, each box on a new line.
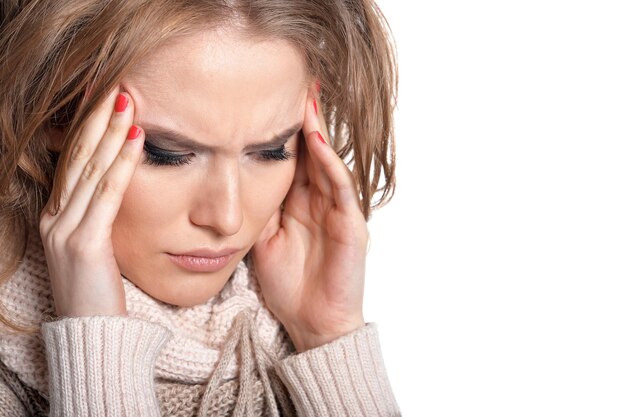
xmin=364 ymin=1 xmax=626 ymax=416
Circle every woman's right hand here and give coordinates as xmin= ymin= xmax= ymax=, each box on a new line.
xmin=39 ymin=86 xmax=145 ymax=318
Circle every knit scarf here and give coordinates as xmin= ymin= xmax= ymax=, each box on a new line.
xmin=0 ymin=227 xmax=297 ymax=416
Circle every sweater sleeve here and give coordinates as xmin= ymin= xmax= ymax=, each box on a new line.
xmin=274 ymin=322 xmax=402 ymax=417
xmin=40 ymin=315 xmax=172 ymax=417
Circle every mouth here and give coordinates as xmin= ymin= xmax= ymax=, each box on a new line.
xmin=166 ymin=249 xmax=238 ymax=273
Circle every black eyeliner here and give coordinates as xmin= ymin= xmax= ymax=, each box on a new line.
xmin=143 ymin=140 xmax=192 ymax=166
xmin=258 ymin=145 xmax=296 ymax=161
xmin=142 ymin=132 xmax=298 ymax=167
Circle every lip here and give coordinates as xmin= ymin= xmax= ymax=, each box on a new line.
xmin=166 ymin=248 xmax=239 ymax=273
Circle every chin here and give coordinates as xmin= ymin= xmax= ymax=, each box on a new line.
xmin=124 ymin=253 xmax=244 ymax=308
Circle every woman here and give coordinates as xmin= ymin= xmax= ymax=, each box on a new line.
xmin=0 ymin=0 xmax=399 ymax=416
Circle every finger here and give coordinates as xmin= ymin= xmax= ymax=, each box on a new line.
xmin=312 ymin=80 xmax=331 ymax=146
xmin=58 ymin=86 xmax=121 ymax=211
xmin=40 ymin=86 xmax=120 ymax=228
xmin=302 ymin=94 xmax=333 ymax=198
xmin=78 ymin=126 xmax=145 ymax=237
xmin=54 ymin=91 xmax=137 ymax=231
xmin=303 ymin=92 xmax=360 ymax=210
xmin=291 ymin=82 xmax=330 ymax=191
xmin=306 ymin=130 xmax=360 ymax=210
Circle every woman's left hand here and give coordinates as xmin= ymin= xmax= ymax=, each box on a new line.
xmin=252 ymin=85 xmax=369 ymax=353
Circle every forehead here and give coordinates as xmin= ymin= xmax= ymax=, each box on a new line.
xmin=121 ymin=28 xmax=309 ymax=141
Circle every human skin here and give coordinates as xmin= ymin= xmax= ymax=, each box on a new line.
xmin=40 ymin=27 xmax=368 ymax=352
xmin=111 ymin=29 xmax=307 ymax=308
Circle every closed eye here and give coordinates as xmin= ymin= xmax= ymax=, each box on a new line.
xmin=142 ymin=134 xmax=298 ymax=167
xmin=143 ymin=141 xmax=192 ymax=167
xmin=257 ymin=145 xmax=296 ymax=161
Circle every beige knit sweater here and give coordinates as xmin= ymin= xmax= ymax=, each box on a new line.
xmin=0 ymin=228 xmax=401 ymax=416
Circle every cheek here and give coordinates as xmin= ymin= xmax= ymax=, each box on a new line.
xmin=111 ymin=170 xmax=182 ymax=257
xmin=244 ymin=159 xmax=297 ymax=229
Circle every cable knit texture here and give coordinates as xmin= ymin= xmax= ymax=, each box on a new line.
xmin=0 ymin=227 xmax=401 ymax=416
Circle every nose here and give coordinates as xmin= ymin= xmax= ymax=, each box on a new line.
xmin=189 ymin=164 xmax=243 ymax=237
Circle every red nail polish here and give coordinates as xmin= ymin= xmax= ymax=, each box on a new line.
xmin=127 ymin=125 xmax=141 ymax=140
xmin=313 ymin=98 xmax=318 ymax=115
xmin=316 ymin=80 xmax=321 ymax=93
xmin=115 ymin=94 xmax=129 ymax=112
xmin=316 ymin=131 xmax=326 ymax=144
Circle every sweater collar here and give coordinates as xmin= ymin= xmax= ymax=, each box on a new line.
xmin=0 ymin=226 xmax=294 ymax=396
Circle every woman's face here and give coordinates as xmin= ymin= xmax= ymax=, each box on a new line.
xmin=111 ymin=28 xmax=309 ymax=307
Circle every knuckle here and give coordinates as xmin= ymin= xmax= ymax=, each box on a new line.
xmin=117 ymin=146 xmax=135 ymax=163
xmin=82 ymin=160 xmax=102 ymax=181
xmin=95 ymin=177 xmax=118 ymax=198
xmin=70 ymin=142 xmax=90 ymax=161
xmin=65 ymin=231 xmax=94 ymax=256
xmin=336 ymin=177 xmax=349 ymax=189
xmin=44 ymin=226 xmax=65 ymax=251
xmin=345 ymin=168 xmax=358 ymax=186
xmin=107 ymin=122 xmax=124 ymax=137
xmin=337 ymin=177 xmax=355 ymax=193
xmin=39 ymin=205 xmax=61 ymax=239
xmin=39 ymin=203 xmax=51 ymax=222
xmin=64 ymin=233 xmax=83 ymax=255
xmin=39 ymin=208 xmax=54 ymax=228
xmin=107 ymin=117 xmax=129 ymax=137
xmin=38 ymin=216 xmax=49 ymax=237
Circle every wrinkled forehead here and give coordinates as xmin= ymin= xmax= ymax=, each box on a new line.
xmin=121 ymin=29 xmax=310 ymax=139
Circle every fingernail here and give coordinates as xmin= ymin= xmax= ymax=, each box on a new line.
xmin=316 ymin=80 xmax=321 ymax=93
xmin=316 ymin=131 xmax=326 ymax=144
xmin=115 ymin=94 xmax=129 ymax=112
xmin=313 ymin=98 xmax=318 ymax=115
xmin=127 ymin=125 xmax=141 ymax=140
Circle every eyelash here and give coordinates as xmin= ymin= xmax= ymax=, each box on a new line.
xmin=142 ymin=145 xmax=192 ymax=167
xmin=142 ymin=143 xmax=296 ymax=167
xmin=258 ymin=146 xmax=296 ymax=162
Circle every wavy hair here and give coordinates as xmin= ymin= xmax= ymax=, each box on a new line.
xmin=0 ymin=0 xmax=398 ymax=333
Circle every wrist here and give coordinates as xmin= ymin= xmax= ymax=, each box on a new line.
xmin=285 ymin=318 xmax=366 ymax=353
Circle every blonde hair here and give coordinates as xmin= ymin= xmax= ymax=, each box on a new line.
xmin=0 ymin=0 xmax=398 ymax=333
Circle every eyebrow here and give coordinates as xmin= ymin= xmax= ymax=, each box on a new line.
xmin=141 ymin=122 xmax=303 ymax=153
